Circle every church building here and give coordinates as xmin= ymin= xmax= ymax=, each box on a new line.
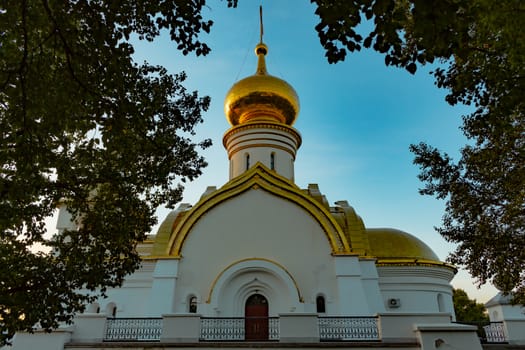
xmin=10 ymin=29 xmax=511 ymax=350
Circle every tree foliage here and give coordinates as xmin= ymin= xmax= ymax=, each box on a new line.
xmin=308 ymin=0 xmax=525 ymax=301
xmin=453 ymin=289 xmax=488 ymax=323
xmin=0 ymin=0 xmax=215 ymax=345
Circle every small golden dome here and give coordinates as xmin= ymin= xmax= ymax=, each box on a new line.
xmin=224 ymin=43 xmax=300 ymax=126
xmin=367 ymin=228 xmax=440 ymax=262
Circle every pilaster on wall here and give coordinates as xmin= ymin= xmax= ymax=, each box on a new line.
xmin=359 ymin=258 xmax=385 ymax=314
xmin=279 ymin=313 xmax=319 ymax=342
xmin=161 ymin=314 xmax=201 ymax=343
xmin=71 ymin=314 xmax=107 ymax=343
xmin=334 ymin=256 xmax=375 ymax=315
xmin=504 ymin=319 xmax=525 ymax=345
xmin=149 ymin=259 xmax=179 ymax=316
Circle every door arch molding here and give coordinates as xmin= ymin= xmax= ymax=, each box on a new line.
xmin=207 ymin=258 xmax=302 ymax=316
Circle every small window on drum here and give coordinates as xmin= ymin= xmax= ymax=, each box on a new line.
xmin=245 ymin=153 xmax=250 ymax=170
xmin=189 ymin=296 xmax=197 ymax=313
xmin=316 ymin=295 xmax=326 ymax=313
xmin=270 ymin=152 xmax=275 ymax=170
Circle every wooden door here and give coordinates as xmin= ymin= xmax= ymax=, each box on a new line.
xmin=245 ymin=294 xmax=269 ymax=340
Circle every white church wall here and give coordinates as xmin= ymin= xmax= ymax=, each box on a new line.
xmin=379 ymin=313 xmax=451 ymax=342
xmin=359 ymin=259 xmax=386 ymax=314
xmin=499 ymin=304 xmax=525 ymax=321
xmin=503 ymin=319 xmax=525 ymax=345
xmin=83 ymin=262 xmax=155 ymax=317
xmin=94 ymin=285 xmax=151 ymax=318
xmin=174 ymin=189 xmax=337 ymax=316
xmin=3 ymin=328 xmax=72 ymax=350
xmin=377 ymin=266 xmax=455 ymax=317
xmin=414 ymin=323 xmax=482 ymax=350
xmin=148 ymin=259 xmax=179 ymax=316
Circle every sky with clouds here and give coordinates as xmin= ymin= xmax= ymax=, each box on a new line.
xmin=47 ymin=0 xmax=498 ymax=302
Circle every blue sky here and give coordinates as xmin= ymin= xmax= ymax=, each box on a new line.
xmin=125 ymin=0 xmax=497 ymax=301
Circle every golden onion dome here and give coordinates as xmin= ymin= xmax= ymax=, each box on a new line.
xmin=366 ymin=228 xmax=440 ymax=262
xmin=224 ymin=42 xmax=300 ymax=126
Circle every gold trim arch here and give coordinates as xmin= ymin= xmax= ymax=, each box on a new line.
xmin=165 ymin=163 xmax=351 ymax=257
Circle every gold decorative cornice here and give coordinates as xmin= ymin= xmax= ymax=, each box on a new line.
xmin=375 ymin=258 xmax=457 ymax=272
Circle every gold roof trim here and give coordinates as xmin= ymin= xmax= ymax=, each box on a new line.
xmin=376 ymin=259 xmax=457 ymax=272
xmin=164 ymin=163 xmax=351 ymax=257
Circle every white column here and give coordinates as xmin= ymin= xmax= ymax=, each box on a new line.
xmin=334 ymin=256 xmax=370 ymax=315
xmin=279 ymin=313 xmax=319 ymax=342
xmin=148 ymin=259 xmax=179 ymax=316
xmin=360 ymin=258 xmax=386 ymax=313
xmin=70 ymin=314 xmax=107 ymax=342
xmin=161 ymin=314 xmax=201 ymax=343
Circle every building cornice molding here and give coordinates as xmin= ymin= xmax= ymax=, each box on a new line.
xmin=223 ymin=121 xmax=302 ymax=149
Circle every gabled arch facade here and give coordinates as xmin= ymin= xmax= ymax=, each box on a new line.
xmin=162 ymin=163 xmax=351 ymax=257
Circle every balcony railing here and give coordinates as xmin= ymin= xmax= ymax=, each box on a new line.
xmin=319 ymin=316 xmax=380 ymax=341
xmin=455 ymin=321 xmax=507 ymax=343
xmin=484 ymin=322 xmax=506 ymax=343
xmin=104 ymin=317 xmax=162 ymax=341
xmin=200 ymin=317 xmax=280 ymax=341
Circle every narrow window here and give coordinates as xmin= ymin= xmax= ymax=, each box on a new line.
xmin=270 ymin=152 xmax=275 ymax=170
xmin=316 ymin=295 xmax=326 ymax=313
xmin=106 ymin=302 xmax=117 ymax=317
xmin=245 ymin=153 xmax=250 ymax=170
xmin=437 ymin=293 xmax=445 ymax=312
xmin=189 ymin=296 xmax=197 ymax=313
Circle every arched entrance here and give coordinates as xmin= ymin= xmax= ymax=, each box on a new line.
xmin=245 ymin=294 xmax=268 ymax=340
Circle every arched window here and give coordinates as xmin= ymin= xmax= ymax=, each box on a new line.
xmin=245 ymin=153 xmax=250 ymax=170
xmin=492 ymin=311 xmax=499 ymax=320
xmin=106 ymin=302 xmax=117 ymax=318
xmin=437 ymin=293 xmax=445 ymax=312
xmin=270 ymin=152 xmax=275 ymax=170
xmin=189 ymin=296 xmax=197 ymax=313
xmin=316 ymin=295 xmax=326 ymax=313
